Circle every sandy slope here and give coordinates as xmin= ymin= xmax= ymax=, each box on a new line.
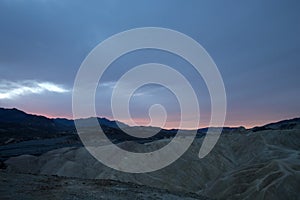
xmin=3 ymin=126 xmax=300 ymax=199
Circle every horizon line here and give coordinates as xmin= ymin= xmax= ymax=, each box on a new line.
xmin=1 ymin=106 xmax=299 ymax=130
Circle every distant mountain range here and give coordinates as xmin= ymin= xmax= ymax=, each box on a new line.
xmin=0 ymin=107 xmax=299 ymax=145
xmin=0 ymin=108 xmax=177 ymax=149
xmin=2 ymin=106 xmax=298 ymax=164
xmin=0 ymin=107 xmax=131 ymax=144
xmin=0 ymin=107 xmax=128 ymax=131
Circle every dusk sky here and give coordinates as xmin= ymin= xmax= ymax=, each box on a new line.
xmin=0 ymin=0 xmax=299 ymax=128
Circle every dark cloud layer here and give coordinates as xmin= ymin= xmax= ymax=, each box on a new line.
xmin=0 ymin=0 xmax=299 ymax=128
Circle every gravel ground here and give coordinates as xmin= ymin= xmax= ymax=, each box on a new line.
xmin=0 ymin=170 xmax=209 ymax=200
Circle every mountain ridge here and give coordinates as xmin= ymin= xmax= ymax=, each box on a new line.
xmin=1 ymin=107 xmax=299 ymax=131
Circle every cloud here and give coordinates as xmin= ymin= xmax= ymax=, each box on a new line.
xmin=98 ymin=80 xmax=167 ymax=97
xmin=0 ymin=80 xmax=70 ymax=100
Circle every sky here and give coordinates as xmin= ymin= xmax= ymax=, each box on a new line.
xmin=0 ymin=0 xmax=299 ymax=128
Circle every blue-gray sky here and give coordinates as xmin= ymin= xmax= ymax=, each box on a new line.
xmin=0 ymin=0 xmax=299 ymax=128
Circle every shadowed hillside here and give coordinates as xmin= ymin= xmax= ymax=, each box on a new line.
xmin=1 ymin=108 xmax=300 ymax=200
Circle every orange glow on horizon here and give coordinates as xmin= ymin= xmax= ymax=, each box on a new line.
xmin=15 ymin=108 xmax=299 ymax=130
